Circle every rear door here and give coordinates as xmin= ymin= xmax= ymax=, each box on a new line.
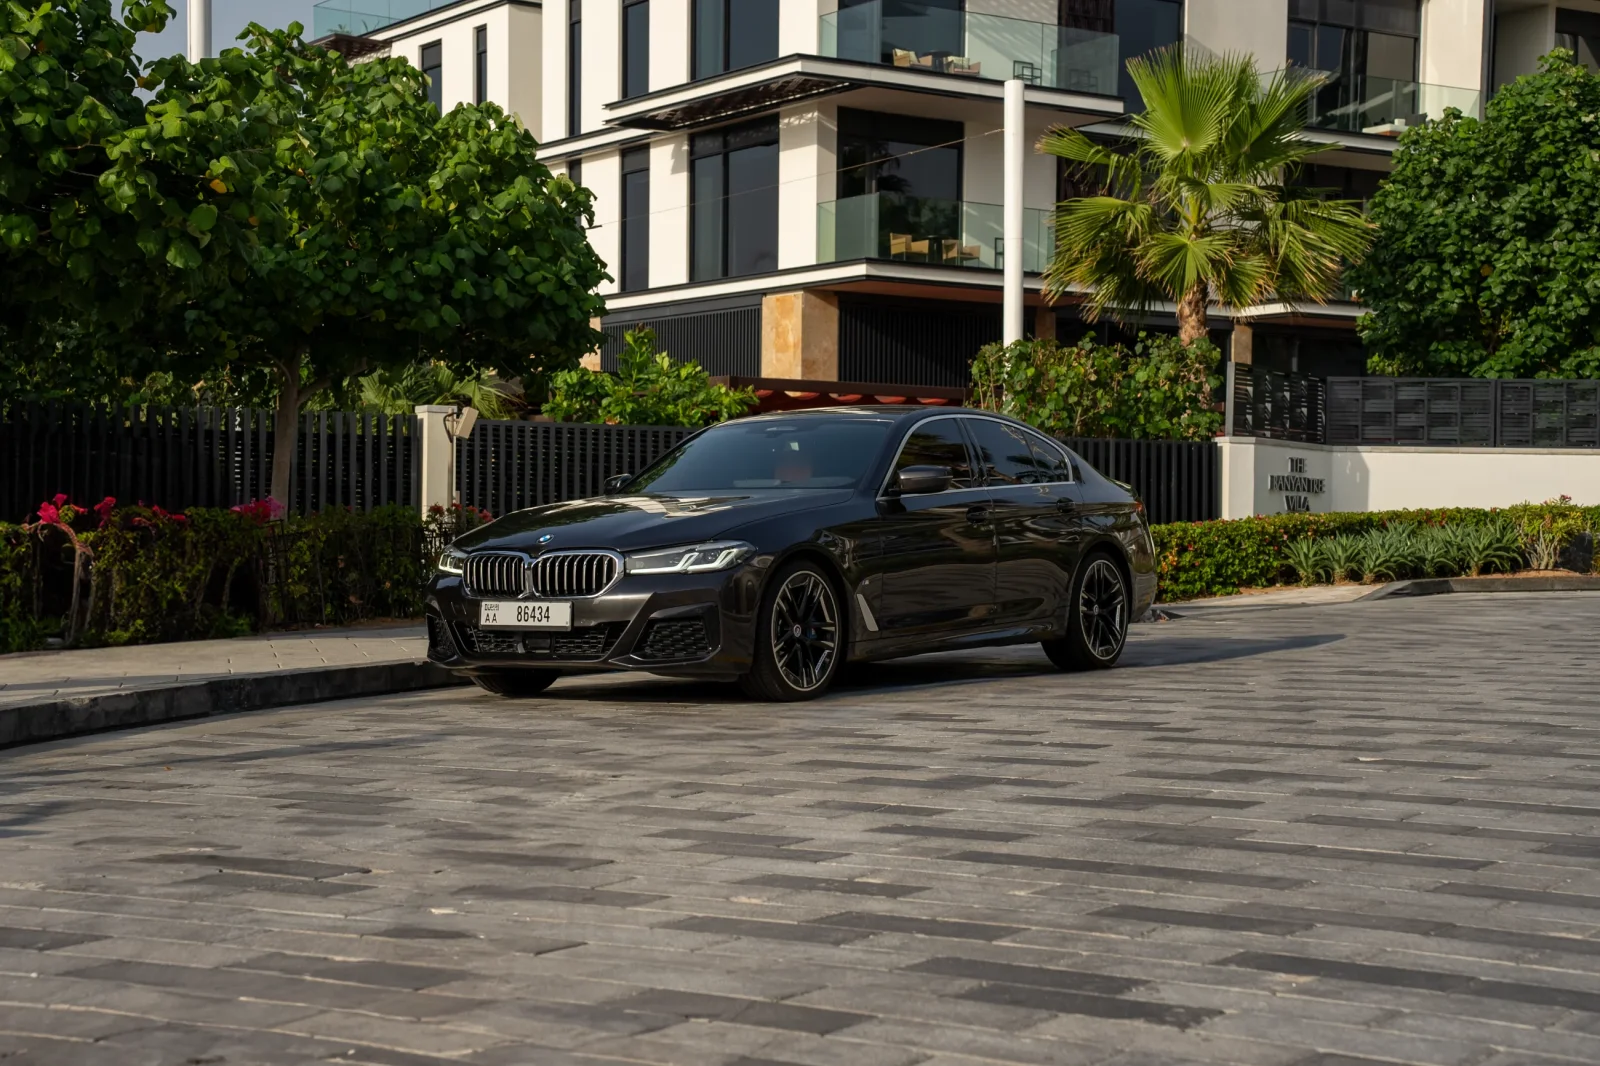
xmin=963 ymin=416 xmax=1064 ymax=626
xmin=870 ymin=416 xmax=998 ymax=635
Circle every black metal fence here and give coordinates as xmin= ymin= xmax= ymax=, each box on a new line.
xmin=1325 ymin=377 xmax=1600 ymax=448
xmin=0 ymin=403 xmax=417 ymax=522
xmin=1227 ymin=365 xmax=1327 ymax=442
xmin=455 ymin=420 xmax=692 ymax=517
xmin=1062 ymin=437 xmax=1221 ymax=525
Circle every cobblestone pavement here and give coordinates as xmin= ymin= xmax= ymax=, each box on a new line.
xmin=0 ymin=625 xmax=427 ymax=708
xmin=2 ymin=593 xmax=1598 ymax=1066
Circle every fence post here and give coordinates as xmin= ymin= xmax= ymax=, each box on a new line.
xmin=415 ymin=405 xmax=455 ymax=515
xmin=1223 ymin=360 xmax=1238 ymax=438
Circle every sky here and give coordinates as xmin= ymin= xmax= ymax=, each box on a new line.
xmin=139 ymin=1 xmax=317 ymax=62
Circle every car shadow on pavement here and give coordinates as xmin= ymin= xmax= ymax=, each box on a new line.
xmin=544 ymin=631 xmax=1345 ymax=705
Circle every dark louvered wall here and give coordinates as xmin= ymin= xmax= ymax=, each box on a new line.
xmin=601 ymin=305 xmax=761 ymax=376
xmin=838 ymin=297 xmax=1003 ymax=387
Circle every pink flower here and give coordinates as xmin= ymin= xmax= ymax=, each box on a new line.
xmin=93 ymin=497 xmax=116 ymax=526
xmin=52 ymin=493 xmax=69 ymax=507
xmin=36 ymin=502 xmax=59 ymax=524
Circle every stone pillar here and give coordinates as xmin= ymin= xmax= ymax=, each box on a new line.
xmin=582 ymin=315 xmax=605 ymax=370
xmin=1032 ymin=305 xmax=1056 ymax=342
xmin=1231 ymin=321 xmax=1254 ymax=365
xmin=415 ymin=405 xmax=456 ymax=513
xmin=761 ymin=291 xmax=839 ymax=380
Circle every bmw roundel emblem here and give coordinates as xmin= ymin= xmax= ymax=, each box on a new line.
xmin=537 ymin=533 xmax=554 ymax=544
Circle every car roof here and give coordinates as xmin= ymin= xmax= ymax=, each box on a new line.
xmin=734 ymin=405 xmax=1001 ymax=424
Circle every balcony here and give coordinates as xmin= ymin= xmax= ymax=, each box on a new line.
xmin=818 ymin=193 xmax=1055 ymax=274
xmin=1289 ymin=72 xmax=1481 ymax=136
xmin=819 ymin=1 xmax=1119 ymax=96
xmin=311 ymin=0 xmax=457 ymax=38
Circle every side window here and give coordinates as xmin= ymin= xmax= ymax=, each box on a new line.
xmin=892 ymin=419 xmax=975 ymax=490
xmin=965 ymin=418 xmax=1042 ymax=486
xmin=1023 ymin=430 xmax=1076 ymax=483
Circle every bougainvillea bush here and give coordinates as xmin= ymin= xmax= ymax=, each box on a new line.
xmin=0 ymin=496 xmax=460 ymax=653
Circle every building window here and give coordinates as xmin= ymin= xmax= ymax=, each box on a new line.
xmin=837 ymin=108 xmax=962 ymax=202
xmin=568 ymin=0 xmax=582 ymax=135
xmin=691 ymin=118 xmax=779 ymax=282
xmin=1288 ymin=0 xmax=1420 ymax=126
xmin=567 ymin=157 xmax=582 ymax=190
xmin=621 ymin=148 xmax=650 ymax=292
xmin=420 ymin=41 xmax=442 ymax=110
xmin=1059 ymin=0 xmax=1183 ymax=106
xmin=623 ymin=0 xmax=650 ymax=99
xmin=1557 ymin=8 xmax=1600 ymax=72
xmin=693 ymin=0 xmax=780 ymax=80
xmin=474 ymin=25 xmax=487 ymax=105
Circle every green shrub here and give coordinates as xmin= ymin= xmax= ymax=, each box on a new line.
xmin=1151 ymin=504 xmax=1600 ymax=601
xmin=1283 ymin=538 xmax=1325 ymax=585
xmin=970 ymin=333 xmax=1223 ymax=442
xmin=1358 ymin=526 xmax=1416 ymax=583
xmin=1324 ymin=534 xmax=1365 ymax=583
xmin=542 ymin=329 xmax=757 ymax=427
xmin=1458 ymin=521 xmax=1524 ymax=577
xmin=0 ymin=498 xmax=442 ymax=653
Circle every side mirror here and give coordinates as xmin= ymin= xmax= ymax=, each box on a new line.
xmin=889 ymin=465 xmax=953 ymax=497
xmin=603 ymin=473 xmax=632 ymax=495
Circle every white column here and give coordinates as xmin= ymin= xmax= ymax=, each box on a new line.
xmin=1002 ymin=78 xmax=1026 ymax=346
xmin=187 ymin=0 xmax=211 ymax=61
xmin=415 ymin=405 xmax=455 ymax=513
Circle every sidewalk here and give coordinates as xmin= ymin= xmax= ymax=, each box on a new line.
xmin=0 ymin=624 xmax=464 ymax=748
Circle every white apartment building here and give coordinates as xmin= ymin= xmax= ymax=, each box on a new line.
xmin=312 ymin=0 xmax=1596 ymax=388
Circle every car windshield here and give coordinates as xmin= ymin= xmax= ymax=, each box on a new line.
xmin=627 ymin=417 xmax=895 ymax=492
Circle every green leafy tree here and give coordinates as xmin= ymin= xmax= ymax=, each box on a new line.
xmin=1350 ymin=52 xmax=1600 ymax=379
xmin=1040 ymin=48 xmax=1373 ymax=344
xmin=0 ymin=0 xmax=282 ymax=362
xmin=542 ymin=329 xmax=756 ymax=426
xmin=971 ymin=333 xmax=1223 ymax=441
xmin=142 ymin=25 xmax=607 ymax=502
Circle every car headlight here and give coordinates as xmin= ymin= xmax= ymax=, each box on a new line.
xmin=437 ymin=548 xmax=467 ymax=575
xmin=624 ymin=541 xmax=755 ymax=575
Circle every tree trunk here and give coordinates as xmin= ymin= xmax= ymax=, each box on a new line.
xmin=1177 ymin=284 xmax=1209 ymax=346
xmin=270 ymin=361 xmax=302 ymax=508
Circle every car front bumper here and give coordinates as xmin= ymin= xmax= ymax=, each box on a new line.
xmin=425 ymin=565 xmax=766 ymax=679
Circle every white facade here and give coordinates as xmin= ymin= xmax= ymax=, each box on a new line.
xmin=372 ymin=2 xmax=542 ymax=137
xmin=333 ymin=0 xmax=1559 ymax=380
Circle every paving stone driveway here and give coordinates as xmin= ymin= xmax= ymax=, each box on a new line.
xmin=2 ymin=592 xmax=1599 ymax=1066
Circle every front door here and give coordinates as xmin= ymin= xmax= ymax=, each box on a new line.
xmin=870 ymin=416 xmax=997 ymax=635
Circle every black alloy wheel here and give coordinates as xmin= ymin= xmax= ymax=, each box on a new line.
xmin=1043 ymin=553 xmax=1129 ymax=671
xmin=472 ymin=669 xmax=559 ymax=697
xmin=740 ymin=561 xmax=842 ymax=701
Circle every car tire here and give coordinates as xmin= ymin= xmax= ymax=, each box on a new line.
xmin=471 ymin=669 xmax=559 ymax=698
xmin=738 ymin=560 xmax=844 ymax=702
xmin=1043 ymin=551 xmax=1130 ymax=671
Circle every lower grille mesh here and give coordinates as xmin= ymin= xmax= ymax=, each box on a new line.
xmin=638 ymin=619 xmax=713 ymax=661
xmin=454 ymin=623 xmax=623 ymax=661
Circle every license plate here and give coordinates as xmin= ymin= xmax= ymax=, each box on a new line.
xmin=479 ymin=600 xmax=572 ymax=630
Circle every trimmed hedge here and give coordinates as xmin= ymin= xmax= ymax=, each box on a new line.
xmin=1152 ymin=503 xmax=1600 ymax=602
xmin=0 ymin=498 xmax=490 ymax=653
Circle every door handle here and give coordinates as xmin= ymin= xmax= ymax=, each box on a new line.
xmin=966 ymin=505 xmax=991 ymax=524
xmin=1055 ymin=499 xmax=1076 ymax=513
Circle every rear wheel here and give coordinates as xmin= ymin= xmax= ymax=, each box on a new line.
xmin=1043 ymin=553 xmax=1129 ymax=671
xmin=739 ymin=561 xmax=843 ymax=701
xmin=472 ymin=669 xmax=559 ymax=698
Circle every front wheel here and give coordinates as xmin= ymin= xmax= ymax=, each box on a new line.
xmin=1043 ymin=553 xmax=1129 ymax=671
xmin=739 ymin=562 xmax=843 ymax=701
xmin=472 ymin=669 xmax=559 ymax=698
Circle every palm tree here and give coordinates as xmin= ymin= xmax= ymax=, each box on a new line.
xmin=1039 ymin=48 xmax=1374 ymax=345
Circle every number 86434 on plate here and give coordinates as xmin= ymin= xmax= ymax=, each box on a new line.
xmin=479 ymin=600 xmax=573 ymax=630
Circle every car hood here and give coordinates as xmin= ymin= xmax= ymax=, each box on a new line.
xmin=454 ymin=490 xmax=857 ymax=554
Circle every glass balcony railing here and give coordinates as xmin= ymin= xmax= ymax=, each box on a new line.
xmin=1281 ymin=71 xmax=1481 ymax=135
xmin=818 ymin=193 xmax=1055 ymax=274
xmin=819 ymin=1 xmax=1120 ymax=96
xmin=312 ymin=0 xmax=457 ymax=38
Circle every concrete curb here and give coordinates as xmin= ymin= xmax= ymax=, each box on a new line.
xmin=1370 ymin=574 xmax=1600 ymax=598
xmin=0 ymin=661 xmax=469 ymax=751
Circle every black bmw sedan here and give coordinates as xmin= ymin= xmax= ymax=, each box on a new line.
xmin=426 ymin=407 xmax=1157 ymax=701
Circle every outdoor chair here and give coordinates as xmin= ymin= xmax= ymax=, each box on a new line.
xmin=889 ymin=233 xmax=931 ymax=260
